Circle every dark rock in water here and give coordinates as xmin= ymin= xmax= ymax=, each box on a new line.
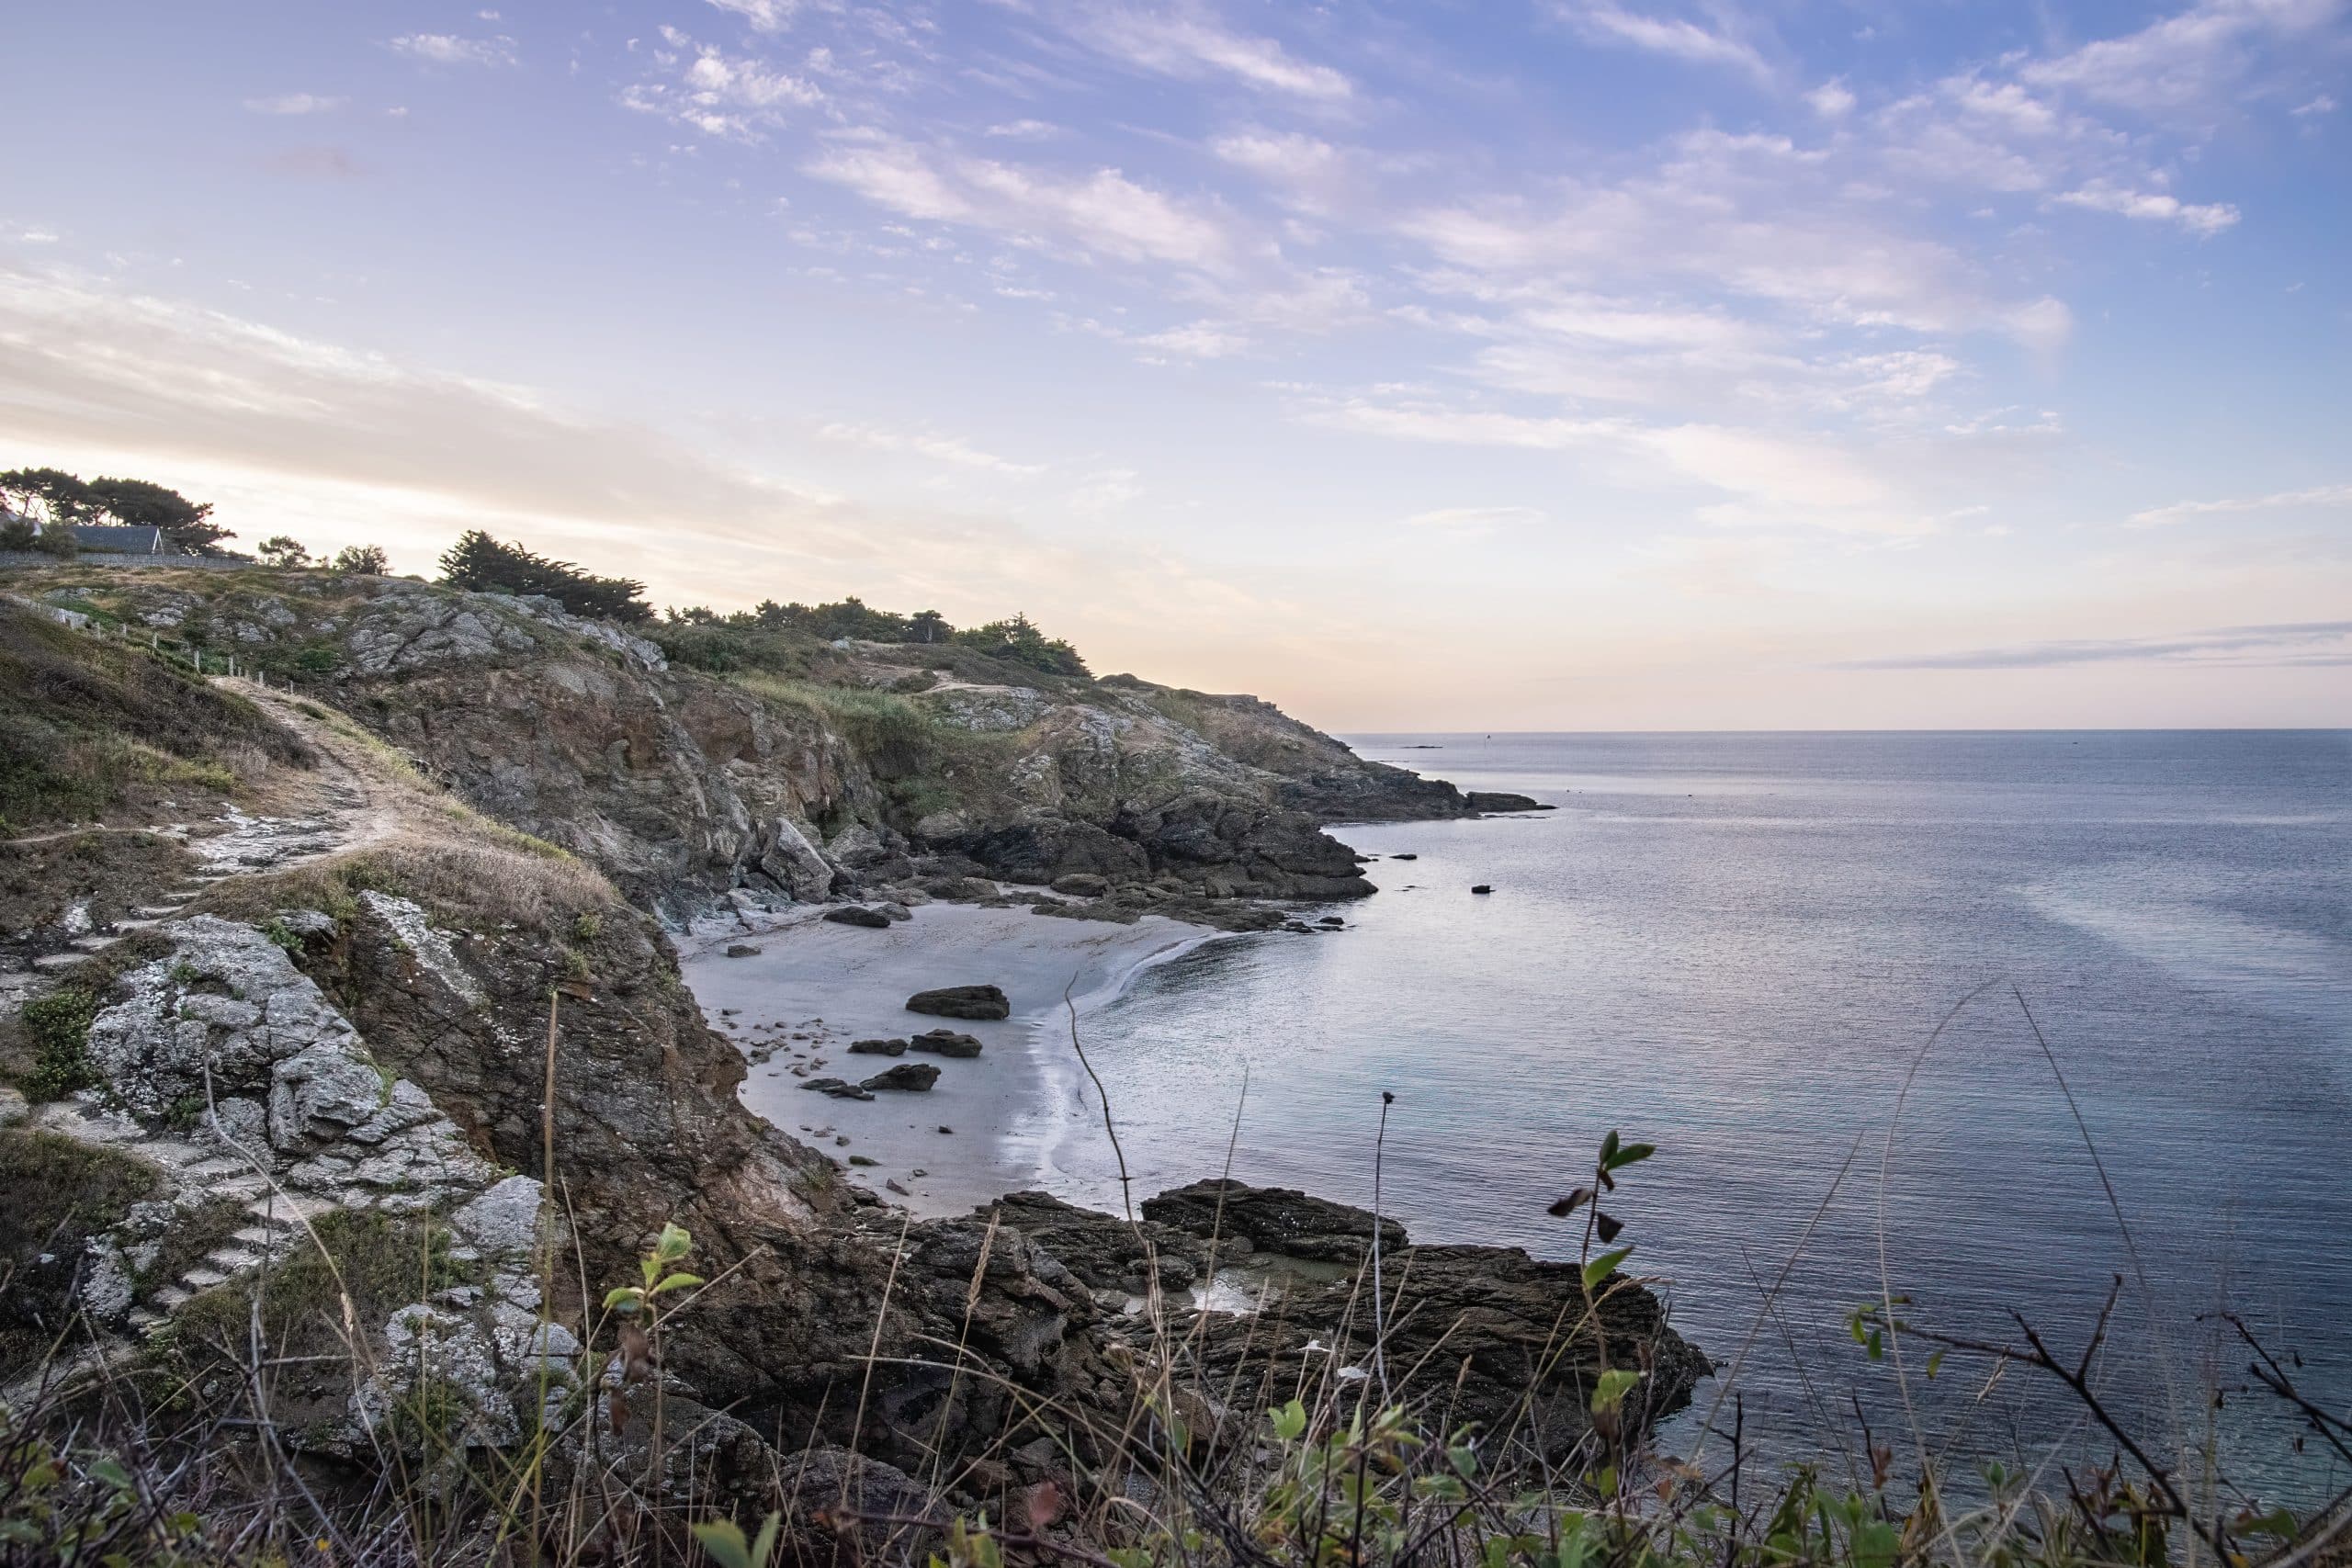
xmin=1390 ymin=852 xmax=1418 ymax=861
xmin=1144 ymin=1179 xmax=1409 ymax=1264
xmin=906 ymin=984 xmax=1011 ymax=1020
xmin=862 ymin=1062 xmax=941 ymax=1092
xmin=800 ymin=1077 xmax=875 ymax=1100
xmin=823 ymin=905 xmax=893 ymax=929
xmin=724 ymin=942 xmax=762 ymax=957
xmin=878 ymin=902 xmax=913 ymax=922
xmin=848 ymin=1037 xmax=908 ymax=1055
xmin=936 ymin=1124 xmax=954 ymax=1134
xmin=971 ymin=1179 xmax=1708 ymax=1461
xmin=1049 ymin=872 xmax=1111 ymax=897
xmin=1316 ymin=915 xmax=1345 ymax=928
xmin=1466 ymin=791 xmax=1554 ymax=813
xmin=910 ymin=1028 xmax=983 ymax=1058
xmin=1282 ymin=920 xmax=1314 ymax=933
xmin=1471 ymin=884 xmax=1493 ymax=894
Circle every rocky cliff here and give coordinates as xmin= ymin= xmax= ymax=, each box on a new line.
xmin=12 ymin=569 xmax=1521 ymax=921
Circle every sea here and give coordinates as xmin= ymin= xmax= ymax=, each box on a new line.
xmin=1018 ymin=731 xmax=2352 ymax=1499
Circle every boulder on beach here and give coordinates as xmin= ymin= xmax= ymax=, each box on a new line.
xmin=1049 ymin=872 xmax=1110 ymax=897
xmin=1471 ymin=884 xmax=1494 ymax=894
xmin=799 ymin=1077 xmax=876 ymax=1100
xmin=1316 ymin=915 xmax=1345 ymax=928
xmin=909 ymin=1028 xmax=983 ymax=1058
xmin=848 ymin=1038 xmax=909 ymax=1055
xmin=1390 ymin=852 xmax=1418 ymax=861
xmin=906 ymin=984 xmax=1011 ymax=1021
xmin=861 ymin=1062 xmax=941 ymax=1092
xmin=724 ymin=943 xmax=762 ymax=957
xmin=823 ymin=905 xmax=894 ymax=929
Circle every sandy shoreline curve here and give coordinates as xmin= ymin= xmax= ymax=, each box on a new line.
xmin=677 ymin=902 xmax=1229 ymax=1216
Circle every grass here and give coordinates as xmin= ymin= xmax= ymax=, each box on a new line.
xmin=0 ymin=1129 xmax=161 ymax=1371
xmin=0 ymin=601 xmax=310 ymax=830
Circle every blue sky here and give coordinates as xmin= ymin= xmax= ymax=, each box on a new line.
xmin=2 ymin=0 xmax=2346 ymax=728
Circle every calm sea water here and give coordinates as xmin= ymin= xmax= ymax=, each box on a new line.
xmin=1026 ymin=731 xmax=2352 ymax=1496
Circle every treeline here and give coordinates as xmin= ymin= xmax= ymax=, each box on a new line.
xmin=0 ymin=468 xmax=232 ymax=553
xmin=662 ymin=598 xmax=1090 ymax=677
xmin=436 ymin=530 xmax=653 ymax=624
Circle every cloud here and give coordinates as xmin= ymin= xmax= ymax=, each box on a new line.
xmin=2130 ymin=481 xmax=2352 ymax=525
xmin=388 ymin=33 xmax=518 ymax=67
xmin=1551 ymin=2 xmax=1772 ymax=81
xmin=244 ymin=93 xmax=345 ymax=115
xmin=1402 ymin=505 xmax=1546 ymax=536
xmin=1075 ymin=8 xmax=1351 ymax=100
xmin=706 ymin=0 xmax=797 ymax=32
xmin=1132 ymin=321 xmax=1251 ymax=358
xmin=1838 ymin=621 xmax=2352 ymax=669
xmin=1805 ymin=80 xmax=1857 ymax=117
xmin=1303 ymin=397 xmax=1909 ymax=527
xmin=816 ymin=421 xmax=1046 ymax=476
xmin=0 ymin=266 xmax=1268 ymax=637
xmin=986 ymin=118 xmax=1061 ymax=140
xmin=624 ymin=41 xmax=822 ymax=138
xmin=2054 ymin=180 xmax=2239 ymax=233
xmin=2018 ymin=0 xmax=2344 ymax=116
xmin=804 ymin=132 xmax=1234 ymax=268
xmin=2292 ymin=92 xmax=2339 ymax=116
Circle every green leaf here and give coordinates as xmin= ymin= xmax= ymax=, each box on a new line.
xmin=651 ymin=1270 xmax=706 ymax=1295
xmin=1582 ymin=1247 xmax=1633 ymax=1292
xmin=1926 ymin=1349 xmax=1945 ymax=1380
xmin=692 ymin=1518 xmax=752 ymax=1568
xmin=1602 ymin=1142 xmax=1655 ymax=1172
xmin=1271 ymin=1398 xmax=1307 ymax=1442
xmin=655 ymin=1222 xmax=695 ymax=1264
xmin=1589 ymin=1368 xmax=1644 ymax=1415
xmin=750 ymin=1512 xmax=782 ymax=1568
xmin=604 ymin=1286 xmax=645 ymax=1313
xmin=1599 ymin=1130 xmax=1621 ymax=1167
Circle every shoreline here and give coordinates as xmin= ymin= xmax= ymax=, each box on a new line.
xmin=677 ymin=900 xmax=1238 ymax=1215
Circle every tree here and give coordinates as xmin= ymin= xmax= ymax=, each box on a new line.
xmin=953 ymin=613 xmax=1090 ymax=677
xmin=85 ymin=476 xmax=231 ymax=552
xmin=330 ymin=543 xmax=390 ymax=574
xmin=0 ymin=514 xmax=37 ymax=550
xmin=908 ymin=609 xmax=951 ymax=644
xmin=436 ymin=529 xmax=650 ymax=623
xmin=257 ymin=536 xmax=311 ymax=568
xmin=0 ymin=468 xmax=98 ymax=526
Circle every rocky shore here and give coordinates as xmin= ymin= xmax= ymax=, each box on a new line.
xmin=0 ymin=575 xmax=1685 ymax=1557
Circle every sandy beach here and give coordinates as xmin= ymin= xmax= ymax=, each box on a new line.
xmin=677 ymin=902 xmax=1227 ymax=1215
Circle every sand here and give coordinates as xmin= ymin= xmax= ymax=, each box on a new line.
xmin=677 ymin=903 xmax=1223 ymax=1216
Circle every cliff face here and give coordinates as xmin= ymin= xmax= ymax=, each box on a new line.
xmin=21 ymin=570 xmax=1485 ymax=918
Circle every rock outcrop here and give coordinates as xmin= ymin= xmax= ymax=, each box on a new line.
xmin=35 ymin=571 xmax=1498 ymax=919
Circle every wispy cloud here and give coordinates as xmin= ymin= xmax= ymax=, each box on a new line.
xmin=2019 ymin=0 xmax=2345 ymax=116
xmin=1403 ymin=505 xmax=1547 ymax=536
xmin=816 ymin=421 xmax=1046 ymax=476
xmin=1551 ymin=2 xmax=1772 ymax=81
xmin=2130 ymin=481 xmax=2352 ymax=525
xmin=706 ymin=0 xmax=798 ymax=33
xmin=2055 ymin=180 xmax=2239 ymax=234
xmin=388 ymin=33 xmax=518 ymax=68
xmin=1839 ymin=621 xmax=2352 ymax=669
xmin=1074 ymin=8 xmax=1351 ymax=100
xmin=243 ymin=93 xmax=345 ymax=115
xmin=804 ymin=131 xmax=1235 ymax=269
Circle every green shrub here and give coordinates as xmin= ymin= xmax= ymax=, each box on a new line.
xmin=21 ymin=988 xmax=97 ymax=1101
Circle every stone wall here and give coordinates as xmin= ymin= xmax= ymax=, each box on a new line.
xmin=0 ymin=551 xmax=253 ymax=571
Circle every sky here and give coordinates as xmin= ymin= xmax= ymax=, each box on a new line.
xmin=2 ymin=1 xmax=2347 ymax=729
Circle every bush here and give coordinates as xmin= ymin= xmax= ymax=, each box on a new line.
xmin=20 ymin=988 xmax=96 ymax=1101
xmin=330 ymin=543 xmax=390 ymax=574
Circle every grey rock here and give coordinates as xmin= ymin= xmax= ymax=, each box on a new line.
xmin=905 ymin=984 xmax=1010 ymax=1021
xmin=860 ymin=1062 xmax=940 ymax=1093
xmin=822 ymin=905 xmax=893 ymax=929
xmin=908 ymin=1029 xmax=982 ymax=1058
xmin=452 ymin=1175 xmax=544 ymax=1260
xmin=847 ymin=1038 xmax=908 ymax=1055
